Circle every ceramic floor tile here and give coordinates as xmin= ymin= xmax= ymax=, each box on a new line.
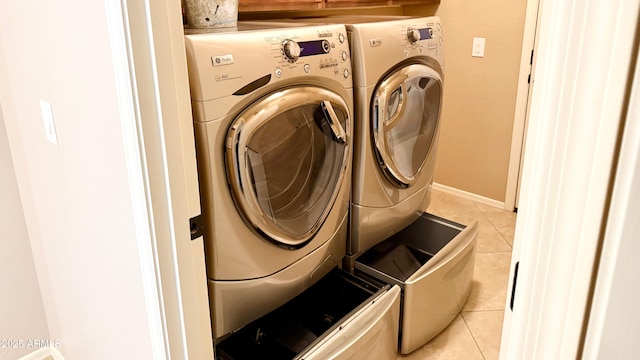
xmin=462 ymin=310 xmax=505 ymax=360
xmin=427 ymin=190 xmax=479 ymax=216
xmin=444 ymin=212 xmax=512 ymax=253
xmin=463 ymin=252 xmax=512 ymax=312
xmin=398 ymin=314 xmax=484 ymax=360
xmin=483 ymin=211 xmax=517 ymax=247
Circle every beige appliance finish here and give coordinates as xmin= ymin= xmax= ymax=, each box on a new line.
xmin=252 ymin=16 xmax=477 ymax=355
xmin=184 ymin=23 xmax=355 ymax=340
xmin=346 ymin=16 xmax=445 ymax=260
xmin=355 ymin=213 xmax=478 ymax=353
xmin=215 ymin=270 xmax=401 ymax=359
xmin=275 ymin=16 xmax=446 ymax=259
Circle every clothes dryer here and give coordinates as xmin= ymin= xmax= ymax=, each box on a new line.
xmin=184 ymin=22 xmax=354 ymax=340
xmin=345 ymin=16 xmax=445 ymax=264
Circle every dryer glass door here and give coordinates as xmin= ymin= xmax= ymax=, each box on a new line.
xmin=372 ymin=64 xmax=442 ymax=188
xmin=226 ymin=87 xmax=350 ymax=248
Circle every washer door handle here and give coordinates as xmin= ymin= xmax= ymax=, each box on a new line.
xmin=321 ymin=100 xmax=347 ymax=144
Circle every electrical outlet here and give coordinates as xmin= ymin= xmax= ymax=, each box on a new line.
xmin=472 ymin=37 xmax=486 ymax=58
xmin=40 ymin=100 xmax=58 ymax=145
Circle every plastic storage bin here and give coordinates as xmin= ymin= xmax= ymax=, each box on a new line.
xmin=354 ymin=212 xmax=478 ymax=354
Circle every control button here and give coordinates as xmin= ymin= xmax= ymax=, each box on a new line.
xmin=322 ymin=40 xmax=331 ymax=53
xmin=407 ymin=28 xmax=421 ymax=43
xmin=338 ymin=33 xmax=345 ymax=44
xmin=304 ymin=64 xmax=311 ymax=73
xmin=342 ymin=51 xmax=348 ymax=62
xmin=281 ymin=39 xmax=301 ymax=63
xmin=275 ymin=68 xmax=283 ymax=78
xmin=343 ymin=69 xmax=350 ymax=79
xmin=419 ymin=46 xmax=424 ymax=53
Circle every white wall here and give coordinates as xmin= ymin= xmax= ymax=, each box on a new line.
xmin=0 ymin=104 xmax=50 ymax=360
xmin=0 ymin=1 xmax=157 ymax=359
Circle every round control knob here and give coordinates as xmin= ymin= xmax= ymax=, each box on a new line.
xmin=282 ymin=39 xmax=301 ymax=62
xmin=322 ymin=40 xmax=331 ymax=53
xmin=338 ymin=33 xmax=345 ymax=44
xmin=407 ymin=28 xmax=421 ymax=43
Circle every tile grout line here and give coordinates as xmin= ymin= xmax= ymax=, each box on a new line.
xmin=460 ymin=312 xmax=488 ymax=360
xmin=477 ymin=207 xmax=516 ymax=250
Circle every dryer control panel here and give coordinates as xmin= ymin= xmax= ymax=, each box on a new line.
xmin=399 ymin=19 xmax=443 ymax=57
xmin=349 ymin=17 xmax=445 ymax=87
xmin=184 ymin=23 xmax=353 ymax=102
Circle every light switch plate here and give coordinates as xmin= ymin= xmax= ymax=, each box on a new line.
xmin=40 ymin=100 xmax=58 ymax=145
xmin=472 ymin=37 xmax=485 ymax=58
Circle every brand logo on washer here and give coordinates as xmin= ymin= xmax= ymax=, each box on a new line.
xmin=211 ymin=54 xmax=234 ymax=67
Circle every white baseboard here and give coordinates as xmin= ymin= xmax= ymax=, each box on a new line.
xmin=16 ymin=347 xmax=65 ymax=360
xmin=433 ymin=182 xmax=507 ymax=210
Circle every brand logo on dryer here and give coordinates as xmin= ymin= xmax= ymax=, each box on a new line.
xmin=211 ymin=54 xmax=234 ymax=67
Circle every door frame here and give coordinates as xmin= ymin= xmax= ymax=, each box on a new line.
xmin=503 ymin=0 xmax=541 ymax=211
xmin=106 ymin=0 xmax=215 ymax=359
xmin=107 ymin=0 xmax=640 ymax=358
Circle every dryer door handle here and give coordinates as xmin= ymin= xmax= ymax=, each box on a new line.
xmin=380 ymin=84 xmax=408 ymax=129
xmin=321 ymin=100 xmax=347 ymax=144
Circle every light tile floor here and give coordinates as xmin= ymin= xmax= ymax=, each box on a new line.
xmin=398 ymin=189 xmax=516 ymax=360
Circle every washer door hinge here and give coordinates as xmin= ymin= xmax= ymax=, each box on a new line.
xmin=189 ymin=214 xmax=205 ymax=240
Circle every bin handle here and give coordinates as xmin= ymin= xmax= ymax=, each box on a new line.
xmin=405 ymin=220 xmax=479 ymax=284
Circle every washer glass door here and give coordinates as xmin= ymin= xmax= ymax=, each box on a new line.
xmin=226 ymin=86 xmax=350 ymax=248
xmin=372 ymin=64 xmax=442 ymax=188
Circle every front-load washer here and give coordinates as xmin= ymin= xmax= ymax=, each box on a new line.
xmin=261 ymin=16 xmax=445 ymax=262
xmin=184 ymin=22 xmax=354 ymax=340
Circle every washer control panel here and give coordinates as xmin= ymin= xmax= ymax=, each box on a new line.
xmin=184 ymin=23 xmax=352 ymax=102
xmin=266 ymin=26 xmax=351 ymax=80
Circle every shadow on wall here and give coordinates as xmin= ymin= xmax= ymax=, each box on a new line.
xmin=0 ymin=102 xmax=51 ymax=360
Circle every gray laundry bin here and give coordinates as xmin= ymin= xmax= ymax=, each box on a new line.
xmin=354 ymin=212 xmax=478 ymax=354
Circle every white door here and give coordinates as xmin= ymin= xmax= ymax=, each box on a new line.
xmin=499 ymin=0 xmax=639 ymax=358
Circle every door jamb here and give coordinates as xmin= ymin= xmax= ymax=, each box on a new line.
xmin=504 ymin=0 xmax=542 ymax=211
